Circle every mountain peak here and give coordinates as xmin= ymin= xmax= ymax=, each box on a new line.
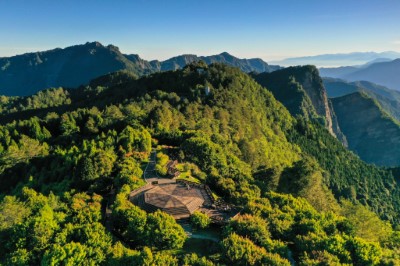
xmin=84 ymin=41 xmax=104 ymax=48
xmin=219 ymin=51 xmax=233 ymax=57
xmin=0 ymin=42 xmax=281 ymax=96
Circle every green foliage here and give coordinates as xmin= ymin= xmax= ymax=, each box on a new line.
xmin=182 ymin=253 xmax=215 ymax=266
xmin=340 ymin=199 xmax=392 ymax=242
xmin=287 ymin=118 xmax=400 ymax=222
xmin=347 ymin=237 xmax=382 ymax=265
xmin=221 ymin=233 xmax=266 ymax=265
xmin=145 ymin=210 xmax=187 ymax=250
xmin=1 ymin=62 xmax=400 ymax=265
xmin=60 ymin=113 xmax=80 ymax=136
xmin=74 ymin=149 xmax=116 ymax=190
xmin=106 ymin=242 xmax=142 ymax=265
xmin=191 ymin=211 xmax=211 ymax=229
xmin=111 ymin=190 xmax=186 ymax=250
xmin=118 ymin=126 xmax=152 ymax=154
xmin=111 ymin=188 xmax=147 ymax=245
xmin=0 ymin=134 xmax=49 ymax=172
xmin=278 ymin=156 xmax=340 ymax=212
xmin=0 ymin=88 xmax=72 ymax=115
xmin=151 ymin=251 xmax=179 ymax=266
xmin=0 ymin=196 xmax=30 ymax=231
xmin=113 ymin=204 xmax=147 ymax=246
xmin=243 ymin=193 xmax=353 ymax=264
xmin=221 ymin=233 xmax=290 ymax=266
xmin=155 ymin=152 xmax=170 ymax=176
xmin=41 ymin=242 xmax=88 ymax=266
xmin=115 ymin=157 xmax=144 ymax=188
xmin=0 ymin=188 xmax=119 ymax=265
xmin=224 ymin=214 xmax=277 ymax=252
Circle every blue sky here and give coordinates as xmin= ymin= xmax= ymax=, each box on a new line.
xmin=1 ymin=0 xmax=400 ymax=61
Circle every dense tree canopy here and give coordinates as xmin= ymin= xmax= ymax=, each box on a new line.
xmin=1 ymin=63 xmax=400 ymax=264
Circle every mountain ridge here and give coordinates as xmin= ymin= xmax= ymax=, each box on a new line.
xmin=0 ymin=42 xmax=280 ymax=96
xmin=320 ymin=59 xmax=400 ymax=91
xmin=323 ymin=78 xmax=400 ymax=122
xmin=332 ymin=91 xmax=400 ymax=166
xmin=273 ymin=51 xmax=400 ymax=67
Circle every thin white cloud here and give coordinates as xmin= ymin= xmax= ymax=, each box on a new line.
xmin=393 ymin=40 xmax=400 ymax=45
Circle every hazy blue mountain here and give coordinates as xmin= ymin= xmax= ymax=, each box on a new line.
xmin=320 ymin=59 xmax=400 ymax=91
xmin=319 ymin=58 xmax=394 ymax=78
xmin=273 ymin=51 xmax=400 ymax=67
xmin=319 ymin=66 xmax=358 ymax=78
xmin=324 ymin=78 xmax=400 ymax=121
xmin=343 ymin=59 xmax=400 ymax=91
xmin=140 ymin=52 xmax=282 ymax=73
xmin=0 ymin=42 xmax=281 ymax=96
xmin=201 ymin=52 xmax=281 ymax=73
xmin=323 ymin=78 xmax=359 ymax=97
xmin=362 ymin=57 xmax=394 ymax=66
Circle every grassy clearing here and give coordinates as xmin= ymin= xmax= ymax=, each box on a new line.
xmin=176 ymin=163 xmax=202 ymax=184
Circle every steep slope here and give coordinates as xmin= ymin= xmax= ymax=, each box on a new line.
xmin=0 ymin=42 xmax=145 ymax=96
xmin=253 ymin=66 xmax=346 ymax=145
xmin=324 ymin=78 xmax=400 ymax=121
xmin=332 ymin=92 xmax=400 ymax=166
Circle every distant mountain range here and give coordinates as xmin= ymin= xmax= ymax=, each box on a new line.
xmin=0 ymin=42 xmax=280 ymax=96
xmin=148 ymin=52 xmax=281 ymax=73
xmin=273 ymin=51 xmax=400 ymax=67
xmin=324 ymin=78 xmax=400 ymax=122
xmin=320 ymin=59 xmax=400 ymax=91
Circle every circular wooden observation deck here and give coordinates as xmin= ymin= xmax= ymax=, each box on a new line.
xmin=130 ymin=183 xmax=207 ymax=219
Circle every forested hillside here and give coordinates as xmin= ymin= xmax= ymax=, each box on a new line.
xmin=331 ymin=92 xmax=400 ymax=166
xmin=1 ymin=63 xmax=400 ymax=265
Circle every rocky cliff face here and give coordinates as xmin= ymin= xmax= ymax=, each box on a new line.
xmin=253 ymin=66 xmax=346 ymax=144
xmin=328 ymin=100 xmax=348 ymax=147
xmin=332 ymin=92 xmax=400 ymax=166
xmin=300 ymin=70 xmax=335 ymax=134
